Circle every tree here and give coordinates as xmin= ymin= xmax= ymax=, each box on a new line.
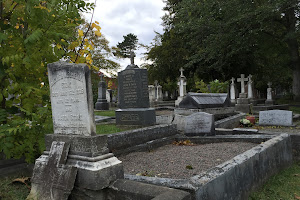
xmin=116 ymin=33 xmax=138 ymax=58
xmin=0 ymin=0 xmax=96 ymax=162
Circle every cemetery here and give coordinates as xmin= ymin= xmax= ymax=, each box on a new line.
xmin=1 ymin=1 xmax=300 ymax=200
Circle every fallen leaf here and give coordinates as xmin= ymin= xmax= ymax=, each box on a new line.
xmin=294 ymin=194 xmax=300 ymax=199
xmin=186 ymin=165 xmax=193 ymax=170
xmin=12 ymin=177 xmax=31 ymax=190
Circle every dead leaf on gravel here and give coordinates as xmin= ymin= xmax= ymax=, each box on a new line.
xmin=172 ymin=140 xmax=194 ymax=146
xmin=294 ymin=193 xmax=300 ymax=199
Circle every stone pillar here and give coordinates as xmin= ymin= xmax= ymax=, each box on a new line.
xmin=230 ymin=77 xmax=236 ymax=105
xmin=248 ymin=74 xmax=257 ymax=106
xmin=95 ymin=74 xmax=109 ymax=110
xmin=265 ymin=82 xmax=274 ymax=105
xmin=235 ymin=74 xmax=250 ymax=113
xmin=175 ymin=67 xmax=187 ymax=106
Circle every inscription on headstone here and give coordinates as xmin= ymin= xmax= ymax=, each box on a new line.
xmin=259 ymin=110 xmax=293 ymax=126
xmin=184 ymin=112 xmax=215 ymax=136
xmin=48 ymin=62 xmax=96 ymax=136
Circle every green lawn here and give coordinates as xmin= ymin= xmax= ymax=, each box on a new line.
xmin=290 ymin=106 xmax=300 ymax=114
xmin=249 ymin=162 xmax=300 ymax=200
xmin=94 ymin=110 xmax=115 ymax=117
xmin=0 ymin=176 xmax=30 ymax=200
xmin=96 ymin=124 xmax=135 ymax=134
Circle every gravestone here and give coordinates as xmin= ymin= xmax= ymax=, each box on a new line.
xmin=248 ymin=74 xmax=257 ymax=105
xmin=106 ymin=89 xmax=112 ymax=103
xmin=265 ymin=82 xmax=274 ymax=105
xmin=184 ymin=112 xmax=215 ymax=136
xmin=148 ymin=85 xmax=155 ymax=105
xmin=179 ymin=93 xmax=230 ymax=109
xmin=154 ymin=81 xmax=163 ymax=101
xmin=235 ymin=74 xmax=250 ymax=113
xmin=175 ymin=68 xmax=187 ymax=106
xmin=259 ymin=110 xmax=293 ymax=126
xmin=116 ymin=53 xmax=156 ymax=125
xmin=28 ymin=62 xmax=123 ymax=199
xmin=230 ymin=77 xmax=236 ymax=105
xmin=95 ymin=73 xmax=109 ymax=110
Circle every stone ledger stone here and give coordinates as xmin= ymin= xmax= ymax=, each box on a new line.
xmin=259 ymin=110 xmax=293 ymax=126
xmin=116 ymin=66 xmax=155 ymax=125
xmin=179 ymin=93 xmax=230 ymax=109
xmin=184 ymin=112 xmax=215 ymax=136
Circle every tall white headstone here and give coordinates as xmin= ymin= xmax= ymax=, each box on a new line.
xmin=175 ymin=68 xmax=187 ymax=106
xmin=265 ymin=82 xmax=274 ymax=105
xmin=247 ymin=74 xmax=253 ymax=99
xmin=230 ymin=77 xmax=236 ymax=104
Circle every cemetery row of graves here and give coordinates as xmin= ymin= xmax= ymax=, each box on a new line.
xmin=0 ymin=56 xmax=299 ymax=200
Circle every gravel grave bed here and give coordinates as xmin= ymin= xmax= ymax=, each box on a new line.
xmin=118 ymin=142 xmax=258 ymax=179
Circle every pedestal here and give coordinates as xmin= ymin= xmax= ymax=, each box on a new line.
xmin=95 ymin=99 xmax=109 ymax=110
xmin=175 ymin=96 xmax=184 ymax=107
xmin=265 ymin=99 xmax=274 ymax=105
xmin=115 ymin=108 xmax=156 ymax=126
xmin=235 ymin=93 xmax=250 ymax=113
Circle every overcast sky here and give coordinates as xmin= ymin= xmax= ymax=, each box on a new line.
xmin=85 ymin=0 xmax=166 ymax=73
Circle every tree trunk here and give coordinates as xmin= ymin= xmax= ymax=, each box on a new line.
xmin=284 ymin=6 xmax=300 ymax=101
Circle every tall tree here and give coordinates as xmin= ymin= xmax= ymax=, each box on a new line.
xmin=116 ymin=33 xmax=138 ymax=58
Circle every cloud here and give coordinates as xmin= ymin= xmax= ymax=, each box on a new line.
xmin=84 ymin=0 xmax=165 ymax=71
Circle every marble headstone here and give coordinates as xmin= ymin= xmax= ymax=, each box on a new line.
xmin=259 ymin=110 xmax=293 ymax=126
xmin=184 ymin=112 xmax=215 ymax=136
xmin=47 ymin=62 xmax=96 ymax=136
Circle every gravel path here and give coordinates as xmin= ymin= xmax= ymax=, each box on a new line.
xmin=118 ymin=142 xmax=257 ymax=179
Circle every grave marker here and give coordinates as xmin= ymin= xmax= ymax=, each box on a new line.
xmin=184 ymin=112 xmax=215 ymax=136
xmin=259 ymin=110 xmax=293 ymax=126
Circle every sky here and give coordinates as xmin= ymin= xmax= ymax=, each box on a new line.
xmin=84 ymin=0 xmax=166 ymax=74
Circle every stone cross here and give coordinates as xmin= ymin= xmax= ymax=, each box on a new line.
xmin=180 ymin=67 xmax=184 ymax=77
xmin=130 ymin=51 xmax=135 ymax=65
xmin=237 ymin=74 xmax=248 ymax=94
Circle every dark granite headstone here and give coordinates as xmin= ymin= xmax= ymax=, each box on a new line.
xmin=28 ymin=141 xmax=77 ymax=200
xmin=116 ymin=56 xmax=155 ymax=125
xmin=95 ymin=74 xmax=109 ymax=110
xmin=179 ymin=93 xmax=230 ymax=109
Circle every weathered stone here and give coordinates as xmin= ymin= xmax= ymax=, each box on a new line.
xmin=175 ymin=68 xmax=187 ymax=106
xmin=47 ymin=61 xmax=96 ymax=136
xmin=259 ymin=110 xmax=293 ymax=126
xmin=184 ymin=112 xmax=215 ymax=136
xmin=179 ymin=93 xmax=230 ymax=109
xmin=95 ymin=74 xmax=109 ymax=110
xmin=28 ymin=141 xmax=77 ymax=200
xmin=115 ymin=108 xmax=156 ymax=125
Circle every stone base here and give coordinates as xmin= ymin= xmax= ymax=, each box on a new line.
xmin=265 ymin=100 xmax=274 ymax=105
xmin=230 ymin=99 xmax=236 ymax=106
xmin=239 ymin=93 xmax=247 ymax=98
xmin=237 ymin=98 xmax=250 ymax=104
xmin=250 ymin=99 xmax=257 ymax=106
xmin=115 ymin=108 xmax=156 ymax=126
xmin=95 ymin=99 xmax=109 ymax=110
xmin=235 ymin=103 xmax=250 ymax=113
xmin=175 ymin=96 xmax=184 ymax=107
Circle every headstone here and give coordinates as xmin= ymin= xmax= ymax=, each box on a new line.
xmin=106 ymin=89 xmax=112 ymax=103
xmin=47 ymin=62 xmax=96 ymax=136
xmin=230 ymin=77 xmax=236 ymax=105
xmin=116 ymin=54 xmax=156 ymax=125
xmin=179 ymin=93 xmax=230 ymax=109
xmin=95 ymin=73 xmax=109 ymax=110
xmin=184 ymin=112 xmax=215 ymax=136
xmin=175 ymin=68 xmax=187 ymax=106
xmin=259 ymin=110 xmax=293 ymax=126
xmin=148 ymin=85 xmax=155 ymax=106
xmin=265 ymin=82 xmax=274 ymax=105
xmin=248 ymin=74 xmax=257 ymax=106
xmin=235 ymin=74 xmax=250 ymax=113
xmin=154 ymin=81 xmax=163 ymax=101
xmin=28 ymin=62 xmax=123 ymax=199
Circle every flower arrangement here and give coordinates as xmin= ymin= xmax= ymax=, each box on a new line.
xmin=240 ymin=118 xmax=252 ymax=127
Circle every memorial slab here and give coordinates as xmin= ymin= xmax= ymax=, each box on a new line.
xmin=179 ymin=93 xmax=230 ymax=109
xmin=184 ymin=112 xmax=215 ymax=136
xmin=259 ymin=110 xmax=293 ymax=126
xmin=47 ymin=62 xmax=96 ymax=136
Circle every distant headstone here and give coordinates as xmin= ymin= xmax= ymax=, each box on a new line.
xmin=95 ymin=73 xmax=109 ymax=110
xmin=230 ymin=77 xmax=236 ymax=105
xmin=265 ymin=82 xmax=274 ymax=105
xmin=175 ymin=68 xmax=187 ymax=106
xmin=148 ymin=85 xmax=155 ymax=105
xmin=106 ymin=89 xmax=112 ymax=103
xmin=116 ymin=58 xmax=156 ymax=125
xmin=47 ymin=62 xmax=96 ymax=136
xmin=235 ymin=74 xmax=250 ymax=113
xmin=179 ymin=93 xmax=230 ymax=109
xmin=237 ymin=74 xmax=248 ymax=95
xmin=259 ymin=110 xmax=293 ymax=126
xmin=184 ymin=112 xmax=215 ymax=136
xmin=247 ymin=74 xmax=253 ymax=99
xmin=154 ymin=81 xmax=163 ymax=101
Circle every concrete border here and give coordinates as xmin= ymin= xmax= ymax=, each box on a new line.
xmin=124 ymin=134 xmax=292 ymax=200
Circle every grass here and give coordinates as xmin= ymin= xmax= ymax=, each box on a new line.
xmin=94 ymin=110 xmax=115 ymax=117
xmin=96 ymin=124 xmax=136 ymax=134
xmin=249 ymin=162 xmax=300 ymax=200
xmin=290 ymin=106 xmax=300 ymax=114
xmin=0 ymin=176 xmax=30 ymax=200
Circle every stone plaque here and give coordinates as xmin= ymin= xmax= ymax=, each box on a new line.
xmin=48 ymin=62 xmax=96 ymax=136
xmin=184 ymin=112 xmax=215 ymax=136
xmin=259 ymin=110 xmax=293 ymax=126
xmin=179 ymin=93 xmax=230 ymax=109
xmin=118 ymin=69 xmax=150 ymax=109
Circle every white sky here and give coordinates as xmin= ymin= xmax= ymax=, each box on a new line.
xmin=84 ymin=0 xmax=166 ymax=73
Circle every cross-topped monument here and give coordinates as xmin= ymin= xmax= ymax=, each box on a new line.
xmin=130 ymin=51 xmax=135 ymax=65
xmin=237 ymin=74 xmax=248 ymax=94
xmin=180 ymin=67 xmax=184 ymax=77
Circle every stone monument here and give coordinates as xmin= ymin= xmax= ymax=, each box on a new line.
xmin=230 ymin=77 xmax=236 ymax=105
xmin=265 ymin=82 xmax=274 ymax=105
xmin=235 ymin=74 xmax=250 ymax=113
xmin=248 ymin=74 xmax=257 ymax=106
xmin=259 ymin=110 xmax=293 ymax=126
xmin=27 ymin=62 xmax=123 ymax=199
xmin=175 ymin=67 xmax=187 ymax=106
xmin=154 ymin=80 xmax=163 ymax=101
xmin=95 ymin=73 xmax=109 ymax=110
xmin=115 ymin=52 xmax=156 ymax=125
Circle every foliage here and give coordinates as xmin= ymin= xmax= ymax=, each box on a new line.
xmin=116 ymin=33 xmax=138 ymax=58
xmin=146 ymin=0 xmax=300 ymax=98
xmin=94 ymin=110 xmax=116 ymax=117
xmin=96 ymin=124 xmax=134 ymax=135
xmin=249 ymin=162 xmax=300 ymax=199
xmin=195 ymin=79 xmax=228 ymax=93
xmin=0 ymin=0 xmax=96 ymax=162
